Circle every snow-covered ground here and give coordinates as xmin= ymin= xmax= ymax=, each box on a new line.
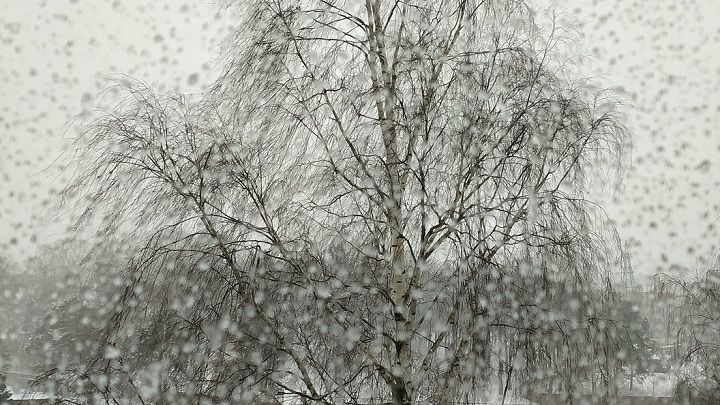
xmin=6 ymin=385 xmax=54 ymax=401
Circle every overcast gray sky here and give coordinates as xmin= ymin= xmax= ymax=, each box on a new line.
xmin=559 ymin=0 xmax=720 ymax=280
xmin=2 ymin=0 xmax=720 ymax=281
xmin=0 ymin=0 xmax=228 ymax=254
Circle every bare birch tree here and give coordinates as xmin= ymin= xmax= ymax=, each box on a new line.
xmin=63 ymin=0 xmax=629 ymax=403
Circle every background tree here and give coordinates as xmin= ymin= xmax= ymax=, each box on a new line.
xmin=661 ymin=267 xmax=720 ymax=404
xmin=0 ymin=241 xmax=112 ymax=401
xmin=614 ymin=299 xmax=656 ymax=391
xmin=63 ymin=0 xmax=629 ymax=403
xmin=0 ymin=255 xmax=35 ymax=374
xmin=0 ymin=373 xmax=11 ymax=403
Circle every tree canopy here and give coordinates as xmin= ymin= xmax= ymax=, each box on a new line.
xmin=59 ymin=0 xmax=630 ymax=403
